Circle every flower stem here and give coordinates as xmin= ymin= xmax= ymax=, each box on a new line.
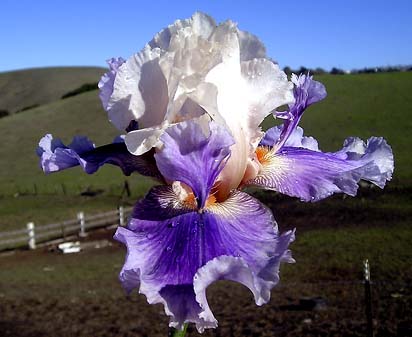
xmin=169 ymin=323 xmax=188 ymax=337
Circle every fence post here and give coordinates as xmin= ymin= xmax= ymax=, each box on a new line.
xmin=118 ymin=206 xmax=125 ymax=227
xmin=27 ymin=222 xmax=36 ymax=250
xmin=364 ymin=259 xmax=373 ymax=337
xmin=78 ymin=211 xmax=86 ymax=237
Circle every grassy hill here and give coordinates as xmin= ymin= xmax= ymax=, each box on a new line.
xmin=0 ymin=70 xmax=410 ymax=230
xmin=263 ymin=71 xmax=412 ymax=186
xmin=0 ymin=90 xmax=154 ymax=230
xmin=0 ymin=67 xmax=106 ymax=114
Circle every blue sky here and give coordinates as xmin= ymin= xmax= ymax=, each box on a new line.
xmin=1 ymin=0 xmax=411 ymax=72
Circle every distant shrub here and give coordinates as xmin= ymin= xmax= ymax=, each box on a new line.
xmin=313 ymin=67 xmax=326 ymax=75
xmin=285 ymin=64 xmax=412 ymax=76
xmin=283 ymin=66 xmax=292 ymax=76
xmin=298 ymin=66 xmax=309 ymax=74
xmin=330 ymin=67 xmax=345 ymax=75
xmin=0 ymin=109 xmax=9 ymax=118
xmin=351 ymin=65 xmax=412 ymax=74
xmin=61 ymin=82 xmax=98 ymax=99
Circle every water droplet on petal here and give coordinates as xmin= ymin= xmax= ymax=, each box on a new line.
xmin=166 ymin=246 xmax=172 ymax=252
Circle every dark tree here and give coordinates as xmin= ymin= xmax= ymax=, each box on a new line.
xmin=330 ymin=67 xmax=345 ymax=75
xmin=0 ymin=109 xmax=9 ymax=118
xmin=61 ymin=82 xmax=99 ymax=99
xmin=283 ymin=66 xmax=292 ymax=76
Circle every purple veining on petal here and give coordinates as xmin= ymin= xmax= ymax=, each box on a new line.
xmin=37 ymin=134 xmax=161 ymax=178
xmin=98 ymin=57 xmax=126 ymax=110
xmin=114 ymin=186 xmax=293 ymax=332
xmin=249 ymin=136 xmax=393 ymax=202
xmin=154 ymin=120 xmax=234 ymax=208
xmin=194 ymin=229 xmax=295 ymax=330
xmin=159 ymin=285 xmax=205 ymax=330
xmin=273 ymin=74 xmax=326 ymax=151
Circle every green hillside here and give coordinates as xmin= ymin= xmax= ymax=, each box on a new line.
xmin=0 ymin=90 xmax=154 ymax=230
xmin=1 ymin=71 xmax=411 ymax=193
xmin=0 ymin=67 xmax=106 ymax=114
xmin=263 ymin=72 xmax=412 ymax=186
xmin=0 ymin=90 xmax=153 ymax=194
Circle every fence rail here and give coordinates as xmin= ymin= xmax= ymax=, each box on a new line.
xmin=0 ymin=206 xmax=133 ymax=251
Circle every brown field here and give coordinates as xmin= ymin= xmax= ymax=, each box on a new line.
xmin=0 ymin=189 xmax=411 ymax=337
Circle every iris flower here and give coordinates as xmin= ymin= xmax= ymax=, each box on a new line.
xmin=37 ymin=12 xmax=393 ymax=332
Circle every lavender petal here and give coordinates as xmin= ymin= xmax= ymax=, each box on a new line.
xmin=261 ymin=125 xmax=319 ymax=151
xmin=249 ymin=137 xmax=393 ymax=201
xmin=194 ymin=230 xmax=295 ymax=330
xmin=114 ymin=186 xmax=293 ymax=332
xmin=154 ymin=119 xmax=234 ymax=208
xmin=274 ymin=74 xmax=326 ymax=151
xmin=98 ymin=57 xmax=126 ymax=110
xmin=37 ymin=134 xmax=161 ymax=178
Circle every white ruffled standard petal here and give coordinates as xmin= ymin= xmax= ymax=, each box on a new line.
xmin=241 ymin=58 xmax=294 ymax=133
xmin=237 ymin=29 xmax=267 ymax=61
xmin=204 ymin=26 xmax=293 ymax=198
xmin=125 ymin=125 xmax=166 ymax=156
xmin=108 ymin=46 xmax=167 ymax=131
xmin=149 ymin=12 xmax=216 ymax=51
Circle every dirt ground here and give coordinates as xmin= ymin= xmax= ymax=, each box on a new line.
xmin=0 ymin=189 xmax=411 ymax=337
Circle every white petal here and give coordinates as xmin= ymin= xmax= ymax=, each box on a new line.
xmin=149 ymin=12 xmax=216 ymax=51
xmin=125 ymin=126 xmax=165 ymax=155
xmin=108 ymin=47 xmax=167 ymax=130
xmin=241 ymin=58 xmax=294 ymax=129
xmin=237 ymin=29 xmax=267 ymax=61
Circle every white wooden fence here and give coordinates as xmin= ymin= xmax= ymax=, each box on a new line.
xmin=0 ymin=206 xmax=133 ymax=251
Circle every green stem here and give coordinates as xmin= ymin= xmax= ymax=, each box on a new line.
xmin=169 ymin=323 xmax=188 ymax=337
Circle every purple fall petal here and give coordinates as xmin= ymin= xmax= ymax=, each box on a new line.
xmin=37 ymin=134 xmax=161 ymax=178
xmin=194 ymin=230 xmax=295 ymax=326
xmin=249 ymin=136 xmax=393 ymax=201
xmin=114 ymin=186 xmax=293 ymax=332
xmin=155 ymin=120 xmax=234 ymax=208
